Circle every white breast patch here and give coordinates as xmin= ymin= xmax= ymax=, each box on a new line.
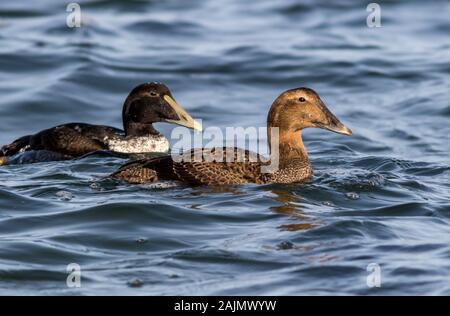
xmin=105 ymin=135 xmax=170 ymax=153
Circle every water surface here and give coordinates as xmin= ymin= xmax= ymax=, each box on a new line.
xmin=0 ymin=0 xmax=449 ymax=295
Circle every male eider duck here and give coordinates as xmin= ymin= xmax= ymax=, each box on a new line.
xmin=0 ymin=82 xmax=201 ymax=165
xmin=110 ymin=87 xmax=352 ymax=185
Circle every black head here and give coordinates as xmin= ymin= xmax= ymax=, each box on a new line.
xmin=122 ymin=82 xmax=201 ymax=136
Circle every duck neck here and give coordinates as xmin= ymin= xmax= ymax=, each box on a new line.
xmin=123 ymin=121 xmax=160 ymax=137
xmin=268 ymin=127 xmax=309 ymax=168
xmin=122 ymin=97 xmax=160 ymax=137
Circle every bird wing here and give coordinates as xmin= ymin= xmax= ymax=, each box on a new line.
xmin=111 ymin=147 xmax=268 ymax=185
xmin=110 ymin=155 xmax=177 ymax=184
xmin=1 ymin=123 xmax=116 ymax=159
xmin=172 ymin=147 xmax=266 ymax=185
xmin=32 ymin=125 xmax=107 ymax=156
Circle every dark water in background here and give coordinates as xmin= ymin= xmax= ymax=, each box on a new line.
xmin=0 ymin=0 xmax=449 ymax=295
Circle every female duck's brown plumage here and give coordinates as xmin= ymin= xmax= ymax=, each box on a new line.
xmin=111 ymin=87 xmax=352 ymax=185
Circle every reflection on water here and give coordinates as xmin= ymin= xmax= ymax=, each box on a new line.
xmin=0 ymin=0 xmax=449 ymax=295
xmin=269 ymin=188 xmax=321 ymax=231
xmin=280 ymin=223 xmax=319 ymax=232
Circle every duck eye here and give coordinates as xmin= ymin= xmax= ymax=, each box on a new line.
xmin=150 ymin=92 xmax=158 ymax=97
xmin=299 ymin=97 xmax=306 ymax=102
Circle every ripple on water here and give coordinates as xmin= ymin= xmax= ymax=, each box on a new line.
xmin=0 ymin=0 xmax=449 ymax=296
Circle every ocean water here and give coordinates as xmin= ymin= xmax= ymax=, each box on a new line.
xmin=0 ymin=0 xmax=449 ymax=295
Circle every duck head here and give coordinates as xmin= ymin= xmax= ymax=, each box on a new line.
xmin=268 ymin=87 xmax=352 ymax=136
xmin=122 ymin=82 xmax=201 ymax=136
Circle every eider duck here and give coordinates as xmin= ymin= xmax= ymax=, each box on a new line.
xmin=0 ymin=82 xmax=201 ymax=165
xmin=110 ymin=87 xmax=352 ymax=185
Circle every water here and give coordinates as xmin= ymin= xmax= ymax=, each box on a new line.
xmin=0 ymin=0 xmax=449 ymax=295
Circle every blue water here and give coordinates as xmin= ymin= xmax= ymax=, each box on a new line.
xmin=0 ymin=0 xmax=449 ymax=295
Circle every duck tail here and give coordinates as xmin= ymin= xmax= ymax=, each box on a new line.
xmin=1 ymin=135 xmax=31 ymax=157
xmin=110 ymin=161 xmax=159 ymax=184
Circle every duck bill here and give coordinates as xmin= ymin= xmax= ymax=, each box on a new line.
xmin=163 ymin=95 xmax=202 ymax=131
xmin=315 ymin=100 xmax=352 ymax=136
xmin=318 ymin=121 xmax=352 ymax=136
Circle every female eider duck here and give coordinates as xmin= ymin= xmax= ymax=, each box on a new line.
xmin=0 ymin=82 xmax=201 ymax=165
xmin=111 ymin=87 xmax=352 ymax=185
